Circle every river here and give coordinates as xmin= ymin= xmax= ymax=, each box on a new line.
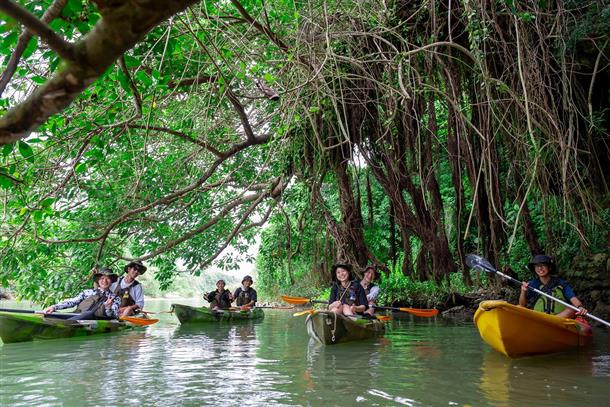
xmin=1 ymin=299 xmax=609 ymax=406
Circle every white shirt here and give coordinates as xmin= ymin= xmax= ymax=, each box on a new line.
xmin=366 ymin=285 xmax=380 ymax=302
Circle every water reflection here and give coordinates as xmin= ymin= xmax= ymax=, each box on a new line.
xmin=2 ymin=302 xmax=610 ymax=407
xmin=478 ymin=349 xmax=607 ymax=407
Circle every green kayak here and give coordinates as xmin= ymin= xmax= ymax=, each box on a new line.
xmin=0 ymin=310 xmax=130 ymax=344
xmin=306 ymin=311 xmax=385 ymax=345
xmin=172 ymin=303 xmax=264 ymax=324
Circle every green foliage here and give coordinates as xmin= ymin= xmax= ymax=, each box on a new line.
xmin=377 ymin=257 xmax=472 ymax=307
xmin=1 ymin=0 xmax=608 ymax=307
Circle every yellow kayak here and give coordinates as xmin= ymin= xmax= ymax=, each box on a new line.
xmin=473 ymin=300 xmax=592 ymax=357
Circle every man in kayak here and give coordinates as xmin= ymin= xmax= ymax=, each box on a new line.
xmin=360 ymin=264 xmax=381 ymax=316
xmin=328 ymin=263 xmax=368 ymax=316
xmin=111 ymin=260 xmax=146 ymax=317
xmin=204 ymin=279 xmax=234 ymax=311
xmin=233 ymin=275 xmax=257 ymax=310
xmin=518 ymin=254 xmax=587 ymax=318
xmin=43 ymin=268 xmax=121 ymax=320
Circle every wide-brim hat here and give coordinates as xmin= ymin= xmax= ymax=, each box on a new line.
xmin=528 ymin=254 xmax=556 ymax=274
xmin=93 ymin=268 xmax=119 ymax=283
xmin=331 ymin=263 xmax=353 ymax=281
xmin=363 ymin=264 xmax=381 ymax=280
xmin=242 ymin=275 xmax=253 ymax=284
xmin=124 ymin=260 xmax=147 ymax=274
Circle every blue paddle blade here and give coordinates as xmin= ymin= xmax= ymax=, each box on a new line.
xmin=465 ymin=254 xmax=496 ymax=274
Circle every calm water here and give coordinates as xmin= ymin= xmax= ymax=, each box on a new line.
xmin=1 ymin=299 xmax=609 ymax=406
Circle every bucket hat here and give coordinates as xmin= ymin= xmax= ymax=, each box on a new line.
xmin=93 ymin=267 xmax=119 ymax=283
xmin=124 ymin=261 xmax=147 ymax=274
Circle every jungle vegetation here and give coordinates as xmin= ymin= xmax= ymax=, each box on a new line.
xmin=0 ymin=0 xmax=608 ymax=306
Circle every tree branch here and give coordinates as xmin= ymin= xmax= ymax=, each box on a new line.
xmin=126 ymin=124 xmax=223 ymax=157
xmin=0 ymin=0 xmax=200 ymax=145
xmin=0 ymin=0 xmax=77 ymax=62
xmin=0 ymin=0 xmax=68 ymax=96
xmin=225 ymin=88 xmax=256 ymax=141
xmin=117 ymin=56 xmax=142 ymax=117
xmin=167 ymin=74 xmax=218 ymax=88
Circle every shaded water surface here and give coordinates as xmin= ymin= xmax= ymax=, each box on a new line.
xmin=1 ymin=299 xmax=609 ymax=406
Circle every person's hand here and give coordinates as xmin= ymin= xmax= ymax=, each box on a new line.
xmin=576 ymin=307 xmax=588 ymax=316
xmin=330 ymin=301 xmax=341 ymax=308
xmin=104 ymin=296 xmax=115 ymax=308
xmin=520 ymin=281 xmax=529 ymax=293
xmin=42 ymin=306 xmax=55 ymax=314
xmin=240 ymin=305 xmax=251 ymax=311
xmin=349 ymin=305 xmax=357 ymax=314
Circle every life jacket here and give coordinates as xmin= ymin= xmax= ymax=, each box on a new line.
xmin=362 ymin=282 xmax=376 ymax=297
xmin=528 ymin=277 xmax=569 ymax=314
xmin=336 ymin=281 xmax=360 ymax=306
xmin=112 ymin=277 xmax=140 ymax=308
xmin=206 ymin=289 xmax=232 ymax=308
xmin=74 ymin=290 xmax=112 ymax=318
xmin=235 ymin=288 xmax=254 ymax=306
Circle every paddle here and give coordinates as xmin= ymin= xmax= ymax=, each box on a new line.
xmin=293 ymin=309 xmax=317 ymax=316
xmin=281 ymin=295 xmax=438 ymax=317
xmin=372 ymin=305 xmax=439 ymax=317
xmin=281 ymin=295 xmax=327 ymax=305
xmin=465 ymin=253 xmax=610 ymax=328
xmin=0 ymin=307 xmax=158 ymax=326
xmin=119 ymin=316 xmax=159 ymax=326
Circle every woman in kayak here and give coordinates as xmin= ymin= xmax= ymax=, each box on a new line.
xmin=518 ymin=254 xmax=587 ymax=318
xmin=233 ymin=275 xmax=257 ymax=310
xmin=328 ymin=263 xmax=368 ymax=316
xmin=111 ymin=260 xmax=146 ymax=317
xmin=43 ymin=268 xmax=121 ymax=320
xmin=204 ymin=279 xmax=234 ymax=311
xmin=360 ymin=264 xmax=381 ymax=316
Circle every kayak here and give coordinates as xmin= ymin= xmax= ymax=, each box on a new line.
xmin=306 ymin=311 xmax=385 ymax=345
xmin=0 ymin=310 xmax=130 ymax=344
xmin=473 ymin=300 xmax=592 ymax=357
xmin=171 ymin=303 xmax=264 ymax=324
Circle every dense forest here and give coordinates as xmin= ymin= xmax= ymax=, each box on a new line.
xmin=0 ymin=1 xmax=608 ymax=312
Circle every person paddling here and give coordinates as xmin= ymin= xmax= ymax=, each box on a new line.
xmin=204 ymin=279 xmax=233 ymax=311
xmin=518 ymin=254 xmax=587 ymax=318
xmin=233 ymin=275 xmax=257 ymax=310
xmin=360 ymin=264 xmax=381 ymax=316
xmin=111 ymin=261 xmax=146 ymax=317
xmin=328 ymin=263 xmax=368 ymax=316
xmin=43 ymin=268 xmax=121 ymax=320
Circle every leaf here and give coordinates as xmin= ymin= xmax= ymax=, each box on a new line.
xmin=23 ymin=37 xmax=38 ymax=58
xmin=66 ymin=0 xmax=83 ymax=15
xmin=18 ymin=141 xmax=34 ymax=162
xmin=2 ymin=143 xmax=14 ymax=156
xmin=124 ymin=55 xmax=140 ymax=68
xmin=31 ymin=76 xmax=47 ymax=84
xmin=74 ymin=162 xmax=87 ymax=174
xmin=136 ymin=71 xmax=152 ymax=87
xmin=0 ymin=174 xmax=13 ymax=189
xmin=40 ymin=198 xmax=56 ymax=208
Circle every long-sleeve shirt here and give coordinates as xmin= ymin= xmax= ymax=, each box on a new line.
xmin=53 ymin=289 xmax=120 ymax=318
